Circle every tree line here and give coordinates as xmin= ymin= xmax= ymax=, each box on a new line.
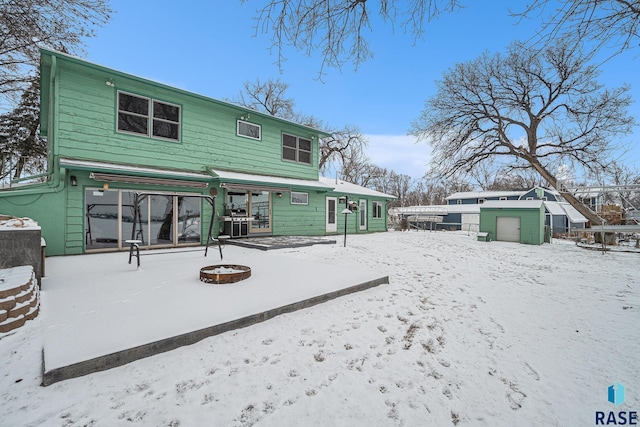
xmin=1 ymin=1 xmax=638 ymax=218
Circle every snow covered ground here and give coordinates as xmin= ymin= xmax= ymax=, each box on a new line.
xmin=1 ymin=230 xmax=638 ymax=426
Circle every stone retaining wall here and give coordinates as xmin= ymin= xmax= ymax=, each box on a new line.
xmin=0 ymin=265 xmax=40 ymax=334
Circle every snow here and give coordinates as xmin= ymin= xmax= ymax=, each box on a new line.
xmin=41 ymin=245 xmax=383 ymax=370
xmin=0 ymin=266 xmax=34 ymax=292
xmin=1 ymin=231 xmax=639 ymax=426
xmin=210 ymin=169 xmax=333 ymax=191
xmin=481 ymin=200 xmax=543 ymax=209
xmin=0 ymin=216 xmax=40 ymax=230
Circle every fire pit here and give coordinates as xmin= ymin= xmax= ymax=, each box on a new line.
xmin=200 ymin=264 xmax=251 ymax=284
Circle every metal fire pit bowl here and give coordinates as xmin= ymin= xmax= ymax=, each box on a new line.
xmin=200 ymin=264 xmax=251 ymax=284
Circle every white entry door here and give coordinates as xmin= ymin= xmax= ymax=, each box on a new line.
xmin=496 ymin=216 xmax=521 ymax=242
xmin=359 ymin=199 xmax=367 ymax=230
xmin=326 ymin=197 xmax=337 ymax=233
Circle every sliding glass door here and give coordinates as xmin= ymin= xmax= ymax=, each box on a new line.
xmin=85 ymin=189 xmax=202 ymax=251
xmin=249 ymin=191 xmax=271 ymax=233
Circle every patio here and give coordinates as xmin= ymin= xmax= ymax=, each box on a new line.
xmin=40 ymin=242 xmax=388 ymax=385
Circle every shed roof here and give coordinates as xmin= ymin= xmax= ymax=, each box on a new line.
xmin=319 ymin=177 xmax=396 ymax=199
xmin=481 ymin=200 xmax=544 ymax=209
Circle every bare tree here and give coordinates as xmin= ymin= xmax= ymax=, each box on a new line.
xmin=232 ymin=77 xmax=367 ymax=172
xmin=232 ymin=78 xmax=296 ymax=118
xmin=242 ymin=0 xmax=461 ymax=77
xmin=0 ymin=0 xmax=111 ymax=104
xmin=513 ymin=0 xmax=640 ymax=56
xmin=410 ymin=40 xmax=635 ymax=224
xmin=0 ymin=75 xmax=46 ymax=183
xmin=468 ymin=161 xmax=548 ymax=191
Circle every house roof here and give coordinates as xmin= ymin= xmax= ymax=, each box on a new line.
xmin=60 ymin=158 xmax=212 ymax=181
xmin=209 ymin=169 xmax=333 ymax=192
xmin=319 ymin=177 xmax=396 ymax=199
xmin=557 ymin=202 xmax=589 ymax=223
xmin=446 ymin=190 xmax=525 ymax=200
xmin=390 ymin=204 xmax=480 ymax=215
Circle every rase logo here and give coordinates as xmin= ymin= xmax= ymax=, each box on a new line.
xmin=596 ymin=383 xmax=637 ymax=425
xmin=610 ymin=383 xmax=626 ymax=406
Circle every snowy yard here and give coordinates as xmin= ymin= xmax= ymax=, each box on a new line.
xmin=1 ymin=230 xmax=638 ymax=426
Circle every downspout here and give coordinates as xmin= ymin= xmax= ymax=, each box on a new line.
xmin=46 ymin=55 xmax=65 ymax=192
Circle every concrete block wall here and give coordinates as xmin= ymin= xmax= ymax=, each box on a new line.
xmin=0 ymin=229 xmax=42 ymax=284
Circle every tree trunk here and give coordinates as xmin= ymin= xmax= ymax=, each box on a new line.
xmin=528 ymin=160 xmax=602 ymax=226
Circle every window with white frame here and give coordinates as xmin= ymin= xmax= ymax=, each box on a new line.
xmin=117 ymin=91 xmax=180 ymax=142
xmin=237 ymin=120 xmax=261 ymax=140
xmin=372 ymin=201 xmax=383 ymax=218
xmin=282 ymin=133 xmax=312 ymax=165
xmin=456 ymin=199 xmax=462 ymax=205
xmin=291 ymin=192 xmax=308 ymax=205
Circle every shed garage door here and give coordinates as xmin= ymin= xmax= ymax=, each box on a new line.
xmin=496 ymin=216 xmax=521 ymax=242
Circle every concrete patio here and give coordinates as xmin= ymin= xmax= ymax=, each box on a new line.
xmin=40 ymin=242 xmax=388 ymax=385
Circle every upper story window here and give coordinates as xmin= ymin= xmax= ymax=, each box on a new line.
xmin=237 ymin=120 xmax=261 ymax=140
xmin=282 ymin=133 xmax=312 ymax=165
xmin=117 ymin=91 xmax=180 ymax=142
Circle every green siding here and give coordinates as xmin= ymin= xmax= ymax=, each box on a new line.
xmin=0 ymin=189 xmax=67 ymax=255
xmin=54 ymin=57 xmax=321 ymax=181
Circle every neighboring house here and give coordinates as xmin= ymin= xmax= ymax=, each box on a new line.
xmin=393 ymin=186 xmax=587 ymax=235
xmin=0 ymin=49 xmax=394 ymax=256
xmin=570 ymin=187 xmax=605 ymax=213
xmin=446 ymin=190 xmax=524 ymax=205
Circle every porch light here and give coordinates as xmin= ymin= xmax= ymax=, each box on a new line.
xmin=103 ymin=182 xmax=109 ymax=191
xmin=70 ymin=176 xmax=78 ymax=186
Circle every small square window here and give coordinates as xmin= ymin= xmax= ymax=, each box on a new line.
xmin=291 ymin=192 xmax=308 ymax=205
xmin=237 ymin=120 xmax=261 ymax=140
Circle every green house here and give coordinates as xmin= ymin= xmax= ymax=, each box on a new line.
xmin=0 ymin=49 xmax=395 ymax=256
xmin=479 ymin=200 xmax=546 ymax=245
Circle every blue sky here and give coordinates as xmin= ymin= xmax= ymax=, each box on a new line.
xmin=83 ymin=1 xmax=639 ymax=180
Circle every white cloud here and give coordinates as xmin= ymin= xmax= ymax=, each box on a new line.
xmin=365 ymin=134 xmax=431 ymax=179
